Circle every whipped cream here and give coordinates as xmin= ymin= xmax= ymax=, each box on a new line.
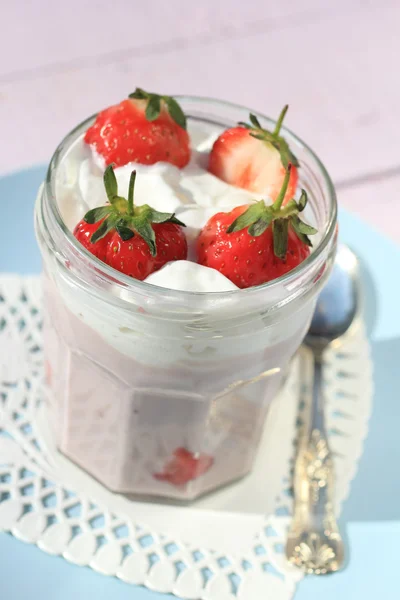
xmin=79 ymin=160 xmax=190 ymax=214
xmin=56 ymin=122 xmax=264 ymax=292
xmin=179 ymin=150 xmax=262 ymax=208
xmin=145 ymin=260 xmax=238 ymax=292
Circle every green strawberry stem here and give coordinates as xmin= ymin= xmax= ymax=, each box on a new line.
xmin=83 ymin=165 xmax=185 ymax=255
xmin=238 ymin=106 xmax=299 ymax=169
xmin=271 ymin=163 xmax=292 ymax=211
xmin=128 ymin=170 xmax=136 ymax=215
xmin=226 ymin=165 xmax=317 ymax=260
xmin=273 ymin=104 xmax=288 ymax=137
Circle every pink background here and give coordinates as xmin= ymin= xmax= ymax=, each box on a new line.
xmin=1 ymin=0 xmax=398 ymax=243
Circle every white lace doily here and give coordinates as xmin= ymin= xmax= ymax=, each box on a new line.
xmin=0 ymin=275 xmax=373 ymax=600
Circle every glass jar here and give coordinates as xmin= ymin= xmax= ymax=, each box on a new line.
xmin=35 ymin=97 xmax=337 ymax=500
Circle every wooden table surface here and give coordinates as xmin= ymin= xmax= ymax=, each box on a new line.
xmin=1 ymin=0 xmax=398 ymax=243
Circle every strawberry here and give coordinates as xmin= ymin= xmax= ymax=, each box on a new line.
xmin=73 ymin=217 xmax=113 ymax=261
xmin=154 ymin=447 xmax=214 ymax=486
xmin=74 ymin=165 xmax=187 ymax=280
xmin=208 ymin=105 xmax=298 ymax=202
xmin=197 ymin=165 xmax=317 ymax=288
xmin=84 ymin=88 xmax=190 ymax=168
xmin=106 ymin=221 xmax=187 ymax=280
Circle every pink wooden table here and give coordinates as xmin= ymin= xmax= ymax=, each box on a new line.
xmin=0 ymin=0 xmax=398 ymax=243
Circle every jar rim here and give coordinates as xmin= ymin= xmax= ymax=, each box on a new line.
xmin=43 ymin=94 xmax=337 ymax=300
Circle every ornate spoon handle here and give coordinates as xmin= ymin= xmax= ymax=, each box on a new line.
xmin=286 ymin=353 xmax=345 ymax=575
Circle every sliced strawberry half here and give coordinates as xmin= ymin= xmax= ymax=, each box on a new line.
xmin=154 ymin=447 xmax=214 ymax=486
xmin=208 ymin=106 xmax=298 ymax=202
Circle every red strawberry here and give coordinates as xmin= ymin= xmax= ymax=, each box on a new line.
xmin=209 ymin=106 xmax=298 ymax=202
xmin=73 ymin=165 xmax=187 ymax=280
xmin=154 ymin=447 xmax=214 ymax=486
xmin=197 ymin=165 xmax=316 ymax=289
xmin=84 ymin=88 xmax=190 ymax=169
xmin=73 ymin=217 xmax=113 ymax=261
xmin=106 ymin=222 xmax=187 ymax=280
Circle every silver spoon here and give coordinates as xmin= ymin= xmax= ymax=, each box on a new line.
xmin=286 ymin=244 xmax=361 ymax=574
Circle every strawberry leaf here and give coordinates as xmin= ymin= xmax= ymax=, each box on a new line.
xmin=146 ymin=95 xmax=161 ymax=121
xmin=129 ymin=88 xmax=148 ymax=100
xmin=90 ymin=216 xmax=115 ymax=244
xmin=133 ymin=220 xmax=157 ymax=256
xmin=167 ymin=215 xmax=187 ymax=226
xmin=248 ymin=217 xmax=271 ymax=237
xmin=250 ymin=133 xmax=268 ymax=141
xmin=84 ymin=206 xmax=112 ymax=224
xmin=298 ymin=189 xmax=307 ymax=212
xmin=238 ymin=121 xmax=252 ymax=129
xmin=249 ymin=113 xmax=262 ymax=129
xmin=294 ymin=219 xmax=317 ymax=235
xmin=290 ymin=218 xmax=313 ymax=247
xmin=165 ymin=96 xmax=187 ymax=130
xmin=290 ymin=215 xmax=317 ymax=245
xmin=273 ymin=219 xmax=289 ymax=259
xmin=278 ymin=146 xmax=290 ymax=169
xmin=103 ymin=164 xmax=118 ymax=202
xmin=148 ymin=209 xmax=175 ymax=224
xmin=149 ymin=209 xmax=186 ymax=226
xmin=227 ymin=202 xmax=266 ymax=233
xmin=116 ymin=224 xmax=135 ymax=241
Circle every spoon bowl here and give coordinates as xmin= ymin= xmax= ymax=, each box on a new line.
xmin=306 ymin=244 xmax=360 ymax=350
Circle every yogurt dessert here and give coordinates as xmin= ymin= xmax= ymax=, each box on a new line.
xmin=35 ymin=92 xmax=337 ymax=500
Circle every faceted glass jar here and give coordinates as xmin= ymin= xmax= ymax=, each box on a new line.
xmin=35 ymin=97 xmax=337 ymax=500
